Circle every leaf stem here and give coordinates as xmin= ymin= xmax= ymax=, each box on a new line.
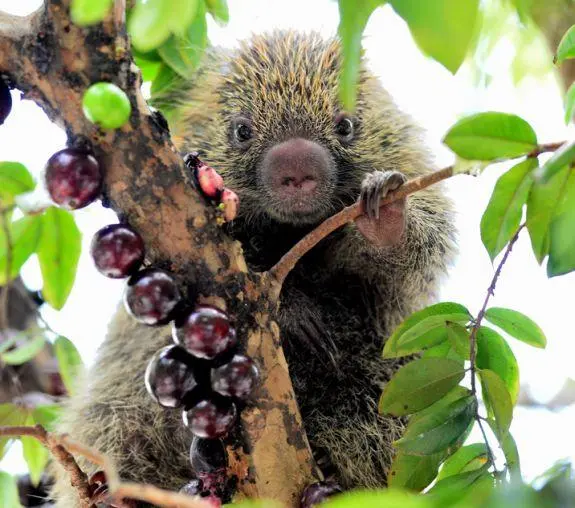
xmin=527 ymin=141 xmax=566 ymax=158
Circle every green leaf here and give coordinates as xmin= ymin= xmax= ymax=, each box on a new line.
xmin=168 ymin=0 xmax=199 ymax=36
xmin=547 ymin=170 xmax=575 ymax=277
xmin=134 ymin=54 xmax=162 ymax=82
xmin=479 ymin=369 xmax=513 ymax=441
xmin=70 ymin=0 xmax=113 ymax=26
xmin=527 ymin=165 xmax=571 ymax=263
xmin=564 ymin=82 xmax=575 ymax=124
xmin=37 ymin=207 xmax=81 ymax=310
xmin=421 ymin=337 xmax=463 ymax=362
xmin=395 ymin=395 xmax=477 ymax=456
xmin=437 ymin=443 xmax=489 ymax=481
xmin=0 ymin=215 xmax=43 ymax=284
xmin=442 ymin=112 xmax=537 ymax=160
xmin=511 ymin=0 xmax=533 ymax=23
xmin=501 ymin=431 xmax=521 ymax=481
xmin=389 ymin=0 xmax=480 ymax=74
xmin=484 ymin=307 xmax=546 ymax=348
xmin=158 ymin=1 xmax=208 ymax=78
xmin=533 ymin=459 xmax=573 ymax=490
xmin=480 ymin=158 xmax=535 ymax=261
xmin=446 ymin=322 xmax=470 ymax=360
xmin=1 ymin=335 xmax=46 ymax=365
xmin=150 ymin=64 xmax=184 ymax=99
xmin=476 ymin=326 xmax=520 ymax=405
xmin=383 ymin=302 xmax=471 ymax=358
xmin=379 ymin=358 xmax=466 ymax=416
xmin=54 ymin=336 xmax=84 ymax=396
xmin=0 ymin=403 xmax=28 ymax=459
xmin=555 ymin=25 xmax=575 ymax=64
xmin=128 ymin=0 xmax=173 ymax=53
xmin=205 ymin=0 xmax=229 ymax=25
xmin=537 ymin=141 xmax=575 ymax=184
xmin=410 ymin=386 xmax=472 ymax=423
xmin=388 ymin=452 xmax=444 ymax=491
xmin=337 ymin=0 xmax=384 ymax=110
xmin=324 ymin=489 xmax=428 ymax=508
xmin=32 ymin=405 xmax=62 ymax=431
xmin=427 ymin=463 xmax=491 ymax=497
xmin=0 ymin=471 xmax=22 ymax=508
xmin=21 ymin=415 xmax=49 ymax=486
xmin=0 ymin=162 xmax=35 ymax=203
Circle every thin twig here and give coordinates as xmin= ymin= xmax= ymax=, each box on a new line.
xmin=267 ymin=140 xmax=567 ymax=292
xmin=468 ymin=224 xmax=525 ymax=396
xmin=0 ymin=426 xmax=214 ymax=508
xmin=527 ymin=141 xmax=566 ymax=158
xmin=267 ymin=165 xmax=455 ymax=291
xmin=476 ymin=417 xmax=495 ymax=466
xmin=467 ymin=224 xmax=525 ymax=469
xmin=0 ymin=425 xmax=92 ymax=507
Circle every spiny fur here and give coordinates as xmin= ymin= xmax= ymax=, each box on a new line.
xmin=52 ymin=31 xmax=456 ymax=506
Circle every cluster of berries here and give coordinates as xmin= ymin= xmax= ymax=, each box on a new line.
xmin=14 ymin=77 xmax=340 ymax=505
xmin=41 ymin=138 xmax=252 ymax=504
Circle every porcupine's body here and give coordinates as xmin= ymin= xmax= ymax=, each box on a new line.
xmin=52 ymin=31 xmax=456 ymax=506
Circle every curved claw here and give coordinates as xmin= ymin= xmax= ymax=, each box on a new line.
xmin=360 ymin=170 xmax=407 ymax=219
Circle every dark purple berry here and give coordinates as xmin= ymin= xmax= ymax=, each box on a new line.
xmin=145 ymin=346 xmax=198 ymax=408
xmin=300 ymin=482 xmax=343 ymax=508
xmin=124 ymin=268 xmax=181 ymax=325
xmin=179 ymin=478 xmax=203 ymax=496
xmin=190 ymin=437 xmax=227 ymax=473
xmin=173 ymin=305 xmax=236 ymax=360
xmin=45 ymin=148 xmax=102 ymax=209
xmin=211 ymin=355 xmax=259 ymax=400
xmin=91 ymin=224 xmax=145 ymax=278
xmin=0 ymin=80 xmax=12 ymax=125
xmin=183 ymin=397 xmax=237 ymax=438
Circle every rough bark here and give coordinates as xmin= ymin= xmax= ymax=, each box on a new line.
xmin=0 ymin=2 xmax=318 ymax=505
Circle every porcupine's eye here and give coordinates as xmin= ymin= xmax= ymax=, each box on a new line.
xmin=231 ymin=116 xmax=254 ymax=148
xmin=334 ymin=113 xmax=354 ymax=143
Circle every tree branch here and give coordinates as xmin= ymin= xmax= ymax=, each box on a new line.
xmin=268 ymin=165 xmax=455 ymax=290
xmin=0 ymin=425 xmax=213 ymax=507
xmin=0 ymin=2 xmax=317 ymax=505
xmin=0 ymin=425 xmax=92 ymax=507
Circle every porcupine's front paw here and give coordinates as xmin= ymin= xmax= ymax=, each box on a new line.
xmin=354 ymin=170 xmax=407 ymax=248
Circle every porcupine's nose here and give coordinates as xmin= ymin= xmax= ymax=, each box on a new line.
xmin=262 ymin=138 xmax=330 ymax=198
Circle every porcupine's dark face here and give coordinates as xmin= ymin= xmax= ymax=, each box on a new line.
xmin=216 ymin=31 xmax=366 ymax=227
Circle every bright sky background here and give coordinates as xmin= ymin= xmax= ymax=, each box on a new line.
xmin=1 ymin=0 xmax=575 ymax=485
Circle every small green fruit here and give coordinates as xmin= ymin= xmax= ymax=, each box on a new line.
xmin=82 ymin=82 xmax=131 ymax=129
xmin=71 ymin=0 xmax=114 ymax=26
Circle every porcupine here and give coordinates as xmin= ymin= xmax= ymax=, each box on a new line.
xmin=51 ymin=31 xmax=456 ymax=506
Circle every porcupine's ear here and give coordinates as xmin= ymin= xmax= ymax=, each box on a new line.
xmin=149 ymin=46 xmax=231 ymax=153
